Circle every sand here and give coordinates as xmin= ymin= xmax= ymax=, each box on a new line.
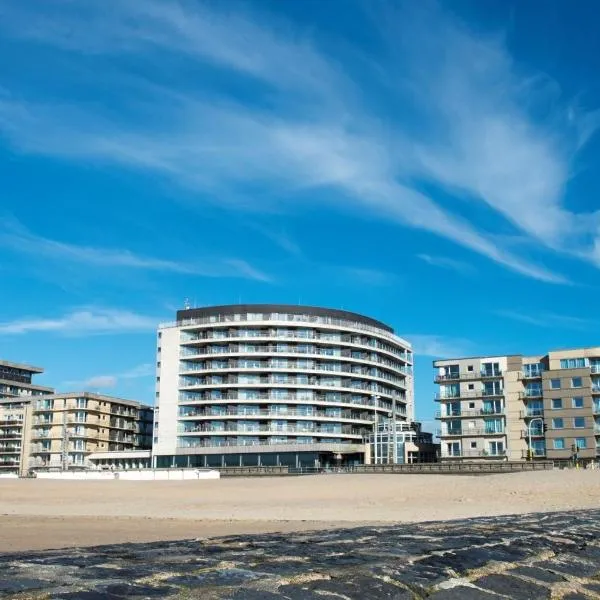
xmin=1 ymin=470 xmax=599 ymax=553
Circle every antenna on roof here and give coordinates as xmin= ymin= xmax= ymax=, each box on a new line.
xmin=183 ymin=297 xmax=190 ymax=310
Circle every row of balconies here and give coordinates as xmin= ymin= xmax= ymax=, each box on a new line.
xmin=438 ymin=428 xmax=505 ymax=437
xmin=179 ymin=424 xmax=361 ymax=435
xmin=0 ymin=431 xmax=21 ymax=439
xmin=177 ymin=438 xmax=359 ymax=449
xmin=179 ymin=363 xmax=406 ymax=383
xmin=180 ymin=332 xmax=409 ymax=360
xmin=435 ymin=408 xmax=505 ymax=418
xmin=178 ymin=392 xmax=401 ymax=412
xmin=179 ymin=373 xmax=404 ymax=389
xmin=435 ymin=390 xmax=504 ymax=400
xmin=180 ymin=344 xmax=407 ymax=363
xmin=435 ymin=370 xmax=503 ymax=383
xmin=179 ymin=408 xmax=373 ymax=421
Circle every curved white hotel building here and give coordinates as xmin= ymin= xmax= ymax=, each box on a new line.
xmin=153 ymin=304 xmax=413 ymax=469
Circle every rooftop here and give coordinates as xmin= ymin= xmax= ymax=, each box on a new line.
xmin=175 ymin=304 xmax=396 ymax=334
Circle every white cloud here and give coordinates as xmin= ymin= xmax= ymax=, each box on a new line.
xmin=417 ymin=254 xmax=474 ymax=275
xmin=404 ymin=334 xmax=472 ymax=358
xmin=0 ymin=1 xmax=597 ymax=282
xmin=64 ymin=362 xmax=154 ymax=391
xmin=0 ymin=308 xmax=159 ymax=336
xmin=494 ymin=309 xmax=594 ymax=330
xmin=0 ymin=220 xmax=272 ymax=282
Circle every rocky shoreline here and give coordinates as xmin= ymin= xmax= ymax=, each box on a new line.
xmin=2 ymin=509 xmax=600 ymax=599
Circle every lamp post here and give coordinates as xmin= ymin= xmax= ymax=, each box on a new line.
xmin=392 ymin=396 xmax=398 ymax=464
xmin=527 ymin=416 xmax=544 ymax=460
xmin=372 ymin=395 xmax=380 ymax=465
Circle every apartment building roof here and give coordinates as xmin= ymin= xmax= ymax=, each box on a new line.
xmin=35 ymin=392 xmax=154 ymax=410
xmin=0 ymin=360 xmax=44 ymax=374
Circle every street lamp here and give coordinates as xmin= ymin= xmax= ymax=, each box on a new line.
xmin=391 ymin=396 xmax=398 ymax=464
xmin=527 ymin=416 xmax=544 ymax=460
xmin=372 ymin=394 xmax=380 ymax=465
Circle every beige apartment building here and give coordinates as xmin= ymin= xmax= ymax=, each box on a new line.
xmin=29 ymin=392 xmax=154 ymax=471
xmin=0 ymin=360 xmax=54 ymax=476
xmin=434 ymin=347 xmax=600 ymax=462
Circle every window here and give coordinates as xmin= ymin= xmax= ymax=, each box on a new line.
xmin=470 ymin=441 xmax=477 ymax=449
xmin=572 ymin=397 xmax=584 ymax=409
xmin=488 ymin=441 xmax=504 ymax=455
xmin=467 ymin=365 xmax=474 ymax=372
xmin=551 ymin=399 xmax=563 ymax=409
xmin=552 ymin=418 xmax=564 ymax=429
xmin=553 ymin=438 xmax=565 ymax=450
xmin=468 ymin=384 xmax=474 ymax=390
xmin=560 ymin=358 xmax=586 ymax=369
xmin=573 ymin=416 xmax=585 ymax=428
xmin=571 ymin=377 xmax=583 ymax=388
xmin=468 ymin=402 xmax=475 ymax=409
xmin=575 ymin=438 xmax=587 ymax=449
xmin=550 ymin=379 xmax=561 ymax=390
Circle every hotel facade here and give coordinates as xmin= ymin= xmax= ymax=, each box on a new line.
xmin=434 ymin=347 xmax=600 ymax=462
xmin=153 ymin=304 xmax=415 ymax=468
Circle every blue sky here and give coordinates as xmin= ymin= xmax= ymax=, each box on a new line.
xmin=1 ymin=0 xmax=599 ymax=429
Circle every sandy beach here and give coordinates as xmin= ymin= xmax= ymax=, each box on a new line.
xmin=1 ymin=470 xmax=599 ymax=553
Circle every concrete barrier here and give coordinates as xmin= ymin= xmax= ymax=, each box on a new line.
xmin=34 ymin=469 xmax=220 ymax=481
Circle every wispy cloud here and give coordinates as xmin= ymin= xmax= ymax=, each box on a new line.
xmin=0 ymin=1 xmax=597 ymax=282
xmin=338 ymin=267 xmax=397 ymax=287
xmin=494 ymin=309 xmax=595 ymax=330
xmin=64 ymin=363 xmax=154 ymax=391
xmin=417 ymin=254 xmax=474 ymax=275
xmin=0 ymin=220 xmax=272 ymax=282
xmin=0 ymin=308 xmax=159 ymax=336
xmin=405 ymin=334 xmax=473 ymax=358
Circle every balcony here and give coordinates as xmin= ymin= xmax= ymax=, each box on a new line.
xmin=520 ymin=371 xmax=544 ymax=379
xmin=520 ymin=409 xmax=544 ymax=418
xmin=179 ymin=408 xmax=372 ymax=421
xmin=521 ymin=448 xmax=546 ymax=458
xmin=438 ymin=428 xmax=505 ymax=437
xmin=436 ymin=408 xmax=505 ymax=418
xmin=592 ymin=386 xmax=600 ymax=395
xmin=520 ymin=429 xmax=544 ymax=439
xmin=179 ymin=424 xmax=361 ymax=435
xmin=520 ymin=390 xmax=543 ymax=399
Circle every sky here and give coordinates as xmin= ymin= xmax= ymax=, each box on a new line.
xmin=1 ymin=0 xmax=599 ymax=430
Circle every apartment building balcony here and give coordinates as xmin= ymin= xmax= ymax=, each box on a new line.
xmin=0 ymin=445 xmax=20 ymax=453
xmin=435 ymin=408 xmax=505 ymax=418
xmin=178 ymin=392 xmax=397 ymax=412
xmin=179 ymin=424 xmax=362 ymax=435
xmin=179 ymin=408 xmax=372 ymax=422
xmin=438 ymin=428 xmax=505 ymax=437
xmin=519 ymin=370 xmax=544 ymax=380
xmin=521 ymin=448 xmax=546 ymax=458
xmin=592 ymin=386 xmax=600 ymax=395
xmin=520 ymin=409 xmax=545 ymax=418
xmin=520 ymin=390 xmax=543 ymax=399
xmin=0 ymin=432 xmax=21 ymax=439
xmin=520 ymin=429 xmax=544 ymax=439
xmin=0 ymin=459 xmax=20 ymax=467
xmin=442 ymin=450 xmax=506 ymax=459
xmin=434 ymin=370 xmax=503 ymax=384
